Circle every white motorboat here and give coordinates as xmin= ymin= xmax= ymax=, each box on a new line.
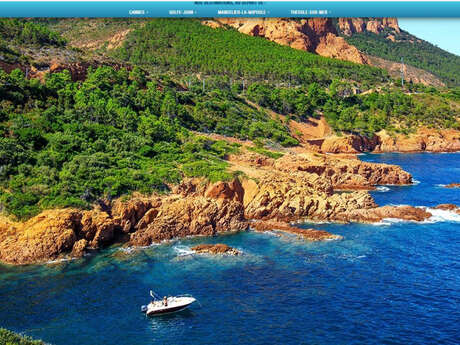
xmin=141 ymin=291 xmax=196 ymax=316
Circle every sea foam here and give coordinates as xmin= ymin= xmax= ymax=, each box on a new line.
xmin=372 ymin=205 xmax=460 ymax=225
xmin=173 ymin=246 xmax=195 ymax=257
xmin=425 ymin=208 xmax=460 ymax=223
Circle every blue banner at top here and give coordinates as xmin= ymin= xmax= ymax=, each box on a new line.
xmin=0 ymin=1 xmax=459 ymax=18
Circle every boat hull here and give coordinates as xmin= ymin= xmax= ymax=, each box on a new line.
xmin=145 ymin=296 xmax=196 ymax=316
xmin=146 ymin=304 xmax=191 ymax=316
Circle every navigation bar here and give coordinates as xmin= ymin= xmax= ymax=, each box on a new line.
xmin=0 ymin=1 xmax=459 ymax=17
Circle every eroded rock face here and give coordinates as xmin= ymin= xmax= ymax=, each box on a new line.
xmin=129 ymin=195 xmax=248 ymax=246
xmin=191 ymin=243 xmax=241 ymax=255
xmin=272 ymin=153 xmax=412 ymax=188
xmin=203 ymin=18 xmax=401 ymax=65
xmin=317 ymin=129 xmax=460 ymax=154
xmin=204 ymin=179 xmax=244 ymax=203
xmin=203 ymin=18 xmax=369 ymax=64
xmin=318 ymin=135 xmax=378 ymax=154
xmin=338 ymin=18 xmax=400 ymax=36
xmin=0 ymin=209 xmax=81 ymax=265
xmin=242 ymin=170 xmax=376 ymax=222
xmin=374 ymin=129 xmax=460 ymax=153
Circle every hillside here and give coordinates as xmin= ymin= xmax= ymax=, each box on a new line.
xmin=0 ymin=18 xmax=459 ymax=221
xmin=113 ymin=19 xmax=387 ymax=86
xmin=204 ymin=17 xmax=458 ymax=88
xmin=342 ymin=23 xmax=460 ymax=87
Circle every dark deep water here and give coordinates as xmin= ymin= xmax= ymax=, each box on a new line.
xmin=1 ymin=153 xmax=459 ymax=345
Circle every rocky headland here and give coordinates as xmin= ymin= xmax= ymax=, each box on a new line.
xmin=305 ymin=128 xmax=460 ymax=154
xmin=0 ymin=150 xmax=446 ymax=265
xmin=268 ymin=114 xmax=460 ymax=155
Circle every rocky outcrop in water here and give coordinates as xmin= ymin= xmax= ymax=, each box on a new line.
xmin=0 ymin=209 xmax=81 ymax=265
xmin=0 ymin=151 xmax=424 ymax=265
xmin=251 ymin=220 xmax=341 ymax=241
xmin=129 ymin=195 xmax=247 ymax=246
xmin=335 ymin=205 xmax=432 ymax=223
xmin=191 ymin=243 xmax=241 ymax=256
xmin=433 ymin=204 xmax=460 ymax=215
xmin=272 ymin=153 xmax=412 ymax=188
xmin=242 ymin=171 xmax=376 ymax=222
xmin=0 ymin=184 xmax=248 ymax=265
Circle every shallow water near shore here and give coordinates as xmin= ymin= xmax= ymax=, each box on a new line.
xmin=1 ymin=153 xmax=459 ymax=345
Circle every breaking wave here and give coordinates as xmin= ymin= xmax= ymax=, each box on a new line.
xmin=173 ymin=246 xmax=195 ymax=257
xmin=46 ymin=257 xmax=75 ymax=264
xmin=425 ymin=208 xmax=460 ymax=223
xmin=375 ymin=207 xmax=460 ymax=225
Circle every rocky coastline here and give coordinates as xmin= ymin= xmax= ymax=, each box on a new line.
xmin=306 ymin=128 xmax=460 ymax=154
xmin=0 ymin=150 xmax=457 ymax=265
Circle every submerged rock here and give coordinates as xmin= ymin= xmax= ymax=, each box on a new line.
xmin=191 ymin=243 xmax=241 ymax=256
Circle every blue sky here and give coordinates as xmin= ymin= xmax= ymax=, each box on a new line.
xmin=398 ymin=18 xmax=460 ymax=56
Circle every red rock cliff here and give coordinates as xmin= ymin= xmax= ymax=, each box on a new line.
xmin=203 ymin=18 xmax=401 ymax=65
xmin=203 ymin=18 xmax=370 ymax=64
xmin=338 ymin=18 xmax=400 ymax=36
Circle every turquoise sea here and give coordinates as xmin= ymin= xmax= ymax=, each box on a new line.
xmin=1 ymin=153 xmax=459 ymax=345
